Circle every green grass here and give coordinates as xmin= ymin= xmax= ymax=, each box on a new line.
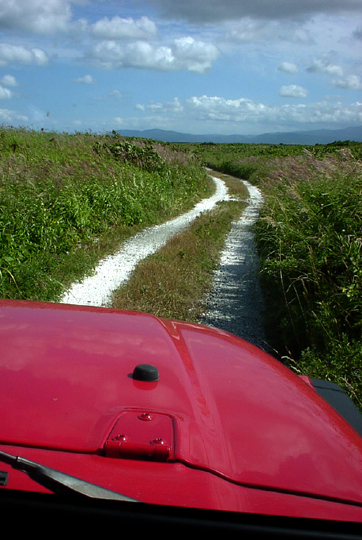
xmin=0 ymin=128 xmax=213 ymax=301
xmin=254 ymin=152 xmax=362 ymax=406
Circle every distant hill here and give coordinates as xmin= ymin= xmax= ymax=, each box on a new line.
xmin=114 ymin=126 xmax=362 ymax=145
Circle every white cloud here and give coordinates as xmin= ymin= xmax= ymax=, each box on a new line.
xmin=108 ymin=90 xmax=122 ymax=99
xmin=73 ymin=74 xmax=96 ymax=84
xmin=90 ymin=16 xmax=157 ymax=40
xmin=0 ymin=84 xmax=12 ymax=99
xmin=0 ymin=74 xmax=18 ymax=86
xmin=89 ymin=36 xmax=218 ymax=73
xmin=0 ymin=0 xmax=72 ymax=34
xmin=136 ymin=97 xmax=184 ymax=114
xmin=0 ymin=1 xmax=359 ymax=135
xmin=306 ymin=59 xmax=344 ymax=77
xmin=173 ymin=37 xmax=219 ymax=72
xmin=0 ymin=108 xmax=28 ymax=122
xmin=223 ymin=18 xmax=315 ymax=46
xmin=279 ymin=85 xmax=309 ymax=98
xmin=134 ymin=94 xmax=362 ymax=128
xmin=186 ymin=95 xmax=275 ymax=122
xmin=225 ymin=20 xmax=269 ymax=42
xmin=145 ymin=0 xmax=362 ymax=23
xmin=32 ymin=48 xmax=48 ymax=65
xmin=332 ymin=75 xmax=362 ymax=90
xmin=89 ymin=40 xmax=171 ymax=70
xmin=0 ymin=44 xmax=48 ymax=66
xmin=278 ymin=62 xmax=299 ymax=74
xmin=226 ymin=20 xmax=314 ymax=45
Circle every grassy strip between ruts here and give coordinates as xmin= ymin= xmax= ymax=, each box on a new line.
xmin=111 ymin=173 xmax=248 ymax=321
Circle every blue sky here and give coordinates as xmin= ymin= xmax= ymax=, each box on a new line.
xmin=0 ymin=0 xmax=361 ymax=135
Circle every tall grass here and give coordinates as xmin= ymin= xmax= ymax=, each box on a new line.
xmin=187 ymin=141 xmax=362 ymax=406
xmin=0 ymin=128 xmax=212 ymax=301
xmin=254 ymin=150 xmax=362 ymax=406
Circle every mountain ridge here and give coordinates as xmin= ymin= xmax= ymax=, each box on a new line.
xmin=114 ymin=126 xmax=362 ymax=145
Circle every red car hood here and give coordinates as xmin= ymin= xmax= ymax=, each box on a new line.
xmin=1 ymin=299 xmax=362 ymax=507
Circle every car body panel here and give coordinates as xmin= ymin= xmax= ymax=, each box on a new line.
xmin=1 ymin=299 xmax=362 ymax=520
xmin=2 ymin=444 xmax=362 ymax=522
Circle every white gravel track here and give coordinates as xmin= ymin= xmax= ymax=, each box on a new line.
xmin=200 ymin=179 xmax=269 ymax=352
xmin=60 ymin=176 xmax=228 ymax=307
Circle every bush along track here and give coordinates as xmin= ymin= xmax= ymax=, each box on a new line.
xmin=0 ymin=128 xmax=213 ymax=302
xmin=189 ymin=140 xmax=362 ymax=408
xmin=255 ymin=151 xmax=362 ymax=407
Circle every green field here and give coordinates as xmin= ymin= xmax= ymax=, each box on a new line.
xmin=0 ymin=128 xmax=212 ymax=301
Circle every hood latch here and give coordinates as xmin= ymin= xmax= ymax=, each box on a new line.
xmin=104 ymin=411 xmax=173 ymax=462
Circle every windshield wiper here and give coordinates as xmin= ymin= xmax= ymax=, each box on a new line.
xmin=0 ymin=450 xmax=140 ymax=502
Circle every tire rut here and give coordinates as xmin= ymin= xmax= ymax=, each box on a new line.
xmin=199 ymin=179 xmax=270 ymax=353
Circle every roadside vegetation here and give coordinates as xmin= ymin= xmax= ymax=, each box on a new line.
xmin=192 ymin=140 xmax=362 ymax=407
xmin=0 ymin=127 xmax=213 ymax=301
